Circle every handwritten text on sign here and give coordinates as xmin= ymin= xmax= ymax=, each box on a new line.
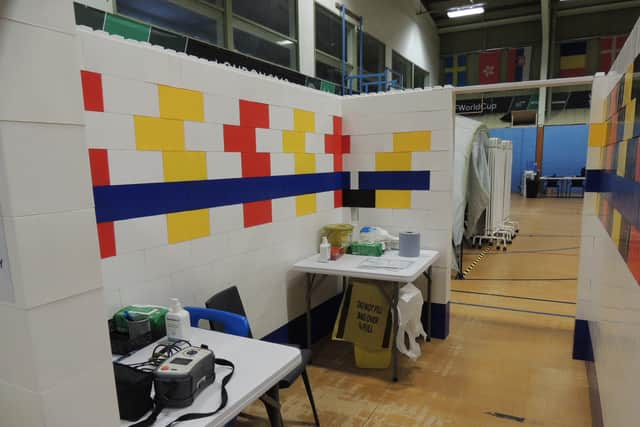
xmin=0 ymin=216 xmax=14 ymax=303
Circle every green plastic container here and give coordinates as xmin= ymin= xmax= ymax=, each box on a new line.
xmin=113 ymin=305 xmax=168 ymax=338
xmin=349 ymin=241 xmax=384 ymax=257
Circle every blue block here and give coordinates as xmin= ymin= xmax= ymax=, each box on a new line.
xmin=358 ymin=171 xmax=430 ymax=190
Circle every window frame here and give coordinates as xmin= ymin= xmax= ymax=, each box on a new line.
xmin=314 ymin=2 xmax=357 ymax=88
xmin=392 ymin=50 xmax=414 ymax=89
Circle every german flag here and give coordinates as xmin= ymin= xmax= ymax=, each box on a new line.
xmin=559 ymin=41 xmax=587 ymax=77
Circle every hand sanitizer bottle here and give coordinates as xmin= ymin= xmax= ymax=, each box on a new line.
xmin=319 ymin=236 xmax=331 ymax=262
xmin=166 ymin=298 xmax=190 ymax=341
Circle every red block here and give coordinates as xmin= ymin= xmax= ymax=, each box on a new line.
xmin=241 ymin=152 xmax=271 ymax=177
xmin=342 ymin=135 xmax=351 ymax=154
xmin=224 ymin=125 xmax=256 ymax=152
xmin=239 ymin=100 xmax=270 ymax=128
xmin=244 ymin=200 xmax=272 ymax=228
xmin=333 ymin=153 xmax=343 ymax=172
xmin=80 ymin=70 xmax=104 ymax=112
xmin=333 ymin=116 xmax=343 ymax=135
xmin=324 ymin=134 xmax=339 ymax=154
xmin=628 ymin=226 xmax=640 ymax=284
xmin=334 ymin=190 xmax=343 ymax=208
xmin=88 ymin=148 xmax=110 ymax=187
xmin=97 ymin=222 xmax=116 ymax=259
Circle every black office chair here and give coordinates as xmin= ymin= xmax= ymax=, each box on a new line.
xmin=569 ymin=178 xmax=584 ymax=197
xmin=206 ymin=286 xmax=320 ymax=426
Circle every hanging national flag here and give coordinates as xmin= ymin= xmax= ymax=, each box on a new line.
xmin=599 ymin=35 xmax=627 ymax=72
xmin=559 ymin=41 xmax=587 ymax=77
xmin=443 ymin=54 xmax=467 ymax=86
xmin=479 ymin=50 xmax=501 ymax=84
xmin=506 ymin=47 xmax=532 ymax=82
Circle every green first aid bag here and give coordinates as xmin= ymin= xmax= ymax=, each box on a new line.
xmin=113 ymin=305 xmax=168 ymax=338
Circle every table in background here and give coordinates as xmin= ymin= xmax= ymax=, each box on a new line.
xmin=117 ymin=327 xmax=301 ymax=427
xmin=539 ymin=176 xmax=585 ymax=198
xmin=292 ymin=249 xmax=440 ymax=382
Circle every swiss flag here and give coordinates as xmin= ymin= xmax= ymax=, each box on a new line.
xmin=479 ymin=50 xmax=501 ymax=84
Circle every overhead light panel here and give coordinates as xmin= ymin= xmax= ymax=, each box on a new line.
xmin=447 ymin=4 xmax=485 ymax=18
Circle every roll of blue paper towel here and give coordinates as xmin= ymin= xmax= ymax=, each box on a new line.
xmin=399 ymin=232 xmax=420 ymax=257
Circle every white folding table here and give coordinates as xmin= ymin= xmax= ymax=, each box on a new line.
xmin=117 ymin=327 xmax=301 ymax=427
xmin=292 ymin=249 xmax=440 ymax=382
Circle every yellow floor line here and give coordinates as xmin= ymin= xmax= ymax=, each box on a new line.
xmin=462 ymin=247 xmax=490 ymax=278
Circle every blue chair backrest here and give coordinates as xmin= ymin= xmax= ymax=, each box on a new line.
xmin=184 ymin=306 xmax=250 ymax=338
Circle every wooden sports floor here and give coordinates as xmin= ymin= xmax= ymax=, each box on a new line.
xmin=238 ymin=195 xmax=592 ymax=426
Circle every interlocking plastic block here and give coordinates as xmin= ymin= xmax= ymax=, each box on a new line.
xmin=333 ymin=116 xmax=343 ymax=135
xmin=628 ymin=226 xmax=640 ymax=281
xmin=612 ymin=209 xmax=622 ymax=245
xmin=108 ymin=151 xmax=164 ymax=185
xmin=588 ymin=123 xmax=605 ymax=148
xmin=334 ymin=190 xmax=343 ymax=208
xmin=207 ymin=152 xmax=242 ymax=179
xmin=242 ymin=152 xmax=271 ymax=178
xmin=102 ymin=76 xmax=159 ymax=116
xmin=294 ymin=109 xmax=316 ymax=132
xmin=282 ymin=131 xmax=306 ymax=153
xmin=223 ymin=125 xmax=256 ymax=153
xmin=295 ymin=153 xmax=316 ymax=174
xmin=269 ymin=105 xmax=293 ymax=130
xmin=342 ymin=135 xmax=351 ymax=154
xmin=163 ymin=151 xmax=207 ymax=182
xmin=240 ymin=100 xmax=270 ymax=128
xmin=103 ymin=13 xmax=150 ymax=42
xmin=375 ymin=190 xmax=411 ymax=209
xmin=376 ymin=152 xmax=412 ymax=171
xmin=97 ymin=221 xmax=116 ymax=259
xmin=243 ymin=200 xmax=272 ymax=228
xmin=80 ymin=70 xmax=104 ymax=112
xmin=89 ymin=148 xmax=110 ymax=187
xmin=296 ymin=194 xmax=316 ymax=216
xmin=167 ymin=209 xmax=210 ymax=244
xmin=342 ymin=189 xmax=375 ymax=208
xmin=334 ymin=153 xmax=343 ymax=172
xmin=256 ymin=128 xmax=283 ymax=153
xmin=134 ymin=116 xmax=185 ymax=151
xmin=359 ymin=171 xmax=430 ymax=190
xmin=393 ymin=131 xmax=431 ymax=152
xmin=324 ymin=134 xmax=339 ymax=154
xmin=158 ymin=85 xmax=204 ymax=122
xmin=184 ymin=122 xmax=224 ymax=152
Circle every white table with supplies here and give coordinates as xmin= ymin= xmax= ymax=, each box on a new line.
xmin=117 ymin=327 xmax=301 ymax=427
xmin=292 ymin=249 xmax=440 ymax=382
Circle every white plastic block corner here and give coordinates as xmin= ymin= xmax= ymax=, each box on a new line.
xmin=430 ymin=129 xmax=454 ymax=152
xmin=256 ymin=128 xmax=284 ymax=153
xmin=84 ymin=112 xmax=136 ymax=150
xmin=184 ymin=121 xmax=224 ymax=152
xmin=109 ymin=150 xmax=164 ymax=185
xmin=207 ymin=152 xmax=242 ymax=179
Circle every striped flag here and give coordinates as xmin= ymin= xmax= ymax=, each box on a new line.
xmin=443 ymin=54 xmax=467 ymax=86
xmin=559 ymin=41 xmax=587 ymax=77
xmin=599 ymin=35 xmax=626 ymax=72
xmin=506 ymin=47 xmax=531 ymax=82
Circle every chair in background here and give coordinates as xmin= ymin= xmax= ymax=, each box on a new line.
xmin=206 ymin=286 xmax=320 ymax=427
xmin=568 ymin=178 xmax=584 ymax=198
xmin=184 ymin=306 xmax=250 ymax=337
xmin=545 ymin=178 xmax=559 ymax=197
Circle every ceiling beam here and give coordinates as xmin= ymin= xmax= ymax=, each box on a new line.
xmin=438 ymin=14 xmax=541 ymax=33
xmin=453 ymin=75 xmax=595 ymax=94
xmin=556 ymin=0 xmax=640 ymax=17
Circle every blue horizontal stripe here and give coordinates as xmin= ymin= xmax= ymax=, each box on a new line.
xmin=587 ymin=169 xmax=640 ymax=230
xmin=94 ymin=172 xmax=349 ymax=223
xmin=358 ymin=171 xmax=430 ymax=190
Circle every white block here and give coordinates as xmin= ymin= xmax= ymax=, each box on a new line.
xmin=428 ymin=171 xmax=453 ymax=191
xmin=358 ymin=208 xmax=393 ymax=227
xmin=102 ymin=75 xmax=159 ymax=117
xmin=0 ymin=304 xmax=34 ymax=388
xmin=316 ymin=114 xmax=334 ymax=134
xmin=342 ymin=89 xmax=453 ymax=116
xmin=1 ymin=0 xmax=76 ymax=33
xmin=270 ymin=153 xmax=295 ymax=175
xmin=4 ymin=209 xmax=102 ymax=308
xmin=587 ymin=146 xmax=603 ymax=169
xmin=412 ymin=151 xmax=453 ymax=172
xmin=317 ymin=191 xmax=334 ymax=212
xmin=344 ymin=153 xmax=375 ymax=172
xmin=0 ymin=18 xmax=83 ymax=124
xmin=210 ymin=204 xmax=244 ymax=234
xmin=144 ymin=241 xmax=192 ymax=281
xmin=316 ymin=154 xmax=334 ymax=173
xmin=109 ymin=150 xmax=164 ymax=185
xmin=207 ymin=152 xmax=242 ymax=179
xmin=0 ymin=122 xmax=93 ymax=217
xmin=103 ymin=288 xmax=123 ymax=318
xmin=189 ymin=235 xmax=228 ymax=267
xmin=430 ymin=129 xmax=454 ymax=151
xmin=350 ymin=134 xmax=391 ymax=153
xmin=204 ymin=93 xmax=240 ymax=125
xmin=101 ymin=250 xmax=146 ymax=290
xmin=84 ymin=112 xmax=136 ymax=150
xmin=305 ymin=133 xmax=325 ymax=153
xmin=0 ymin=379 xmax=45 ymax=427
xmin=269 ymin=105 xmax=294 ymax=130
xmin=272 ymin=197 xmax=296 ymax=221
xmin=430 ymin=266 xmax=451 ymax=304
xmin=411 ymin=191 xmax=452 ymax=211
xmin=350 ymin=169 xmax=359 ymax=189
xmin=256 ymin=128 xmax=283 ymax=153
xmin=344 ymin=110 xmax=454 ymax=135
xmin=184 ymin=121 xmax=223 ymax=152
xmin=115 ymin=215 xmax=168 ymax=254
xmin=171 ymin=264 xmax=214 ymax=308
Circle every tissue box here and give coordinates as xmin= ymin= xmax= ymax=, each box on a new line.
xmin=349 ymin=241 xmax=384 ymax=257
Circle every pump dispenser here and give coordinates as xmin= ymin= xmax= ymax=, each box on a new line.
xmin=319 ymin=236 xmax=331 ymax=262
xmin=165 ymin=298 xmax=190 ymax=341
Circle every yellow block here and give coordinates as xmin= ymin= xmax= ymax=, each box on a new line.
xmin=560 ymin=54 xmax=586 ymax=70
xmin=293 ymin=109 xmax=316 ymax=132
xmin=134 ymin=116 xmax=185 ymax=151
xmin=167 ymin=209 xmax=210 ymax=244
xmin=163 ymin=151 xmax=207 ymax=182
xmin=624 ymin=64 xmax=633 ymax=105
xmin=624 ymin=99 xmax=636 ymax=140
xmin=295 ymin=153 xmax=316 ymax=174
xmin=617 ymin=140 xmax=628 ymax=177
xmin=612 ymin=209 xmax=622 ymax=245
xmin=296 ymin=194 xmax=316 ymax=216
xmin=393 ymin=131 xmax=431 ymax=152
xmin=283 ymin=131 xmax=306 ymax=153
xmin=376 ymin=152 xmax=412 ymax=171
xmin=588 ymin=123 xmax=606 ymax=147
xmin=158 ymin=85 xmax=204 ymax=122
xmin=376 ymin=190 xmax=411 ymax=209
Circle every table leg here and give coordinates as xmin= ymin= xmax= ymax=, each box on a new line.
xmin=261 ymin=385 xmax=283 ymax=427
xmin=424 ymin=267 xmax=432 ymax=342
xmin=391 ymin=282 xmax=399 ymax=382
xmin=306 ymin=273 xmax=314 ymax=351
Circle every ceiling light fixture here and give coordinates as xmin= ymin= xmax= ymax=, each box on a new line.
xmin=447 ymin=4 xmax=485 ymax=18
